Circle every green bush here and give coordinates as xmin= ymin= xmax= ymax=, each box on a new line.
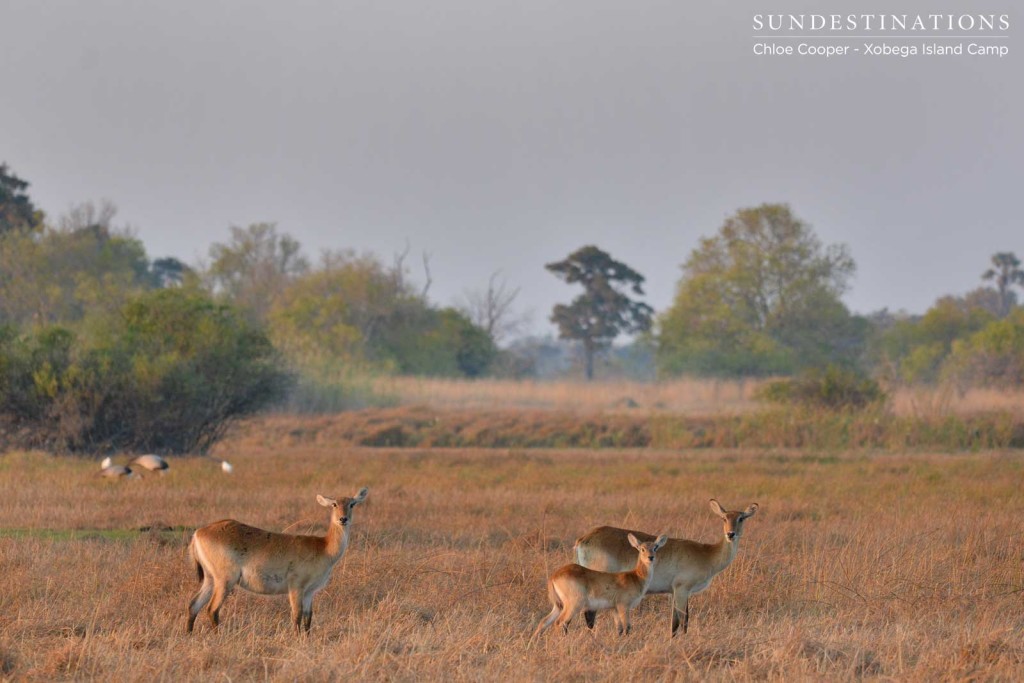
xmin=0 ymin=288 xmax=290 ymax=453
xmin=756 ymin=365 xmax=886 ymax=410
xmin=942 ymin=309 xmax=1024 ymax=389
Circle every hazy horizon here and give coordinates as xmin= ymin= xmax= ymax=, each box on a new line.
xmin=3 ymin=0 xmax=1020 ymax=333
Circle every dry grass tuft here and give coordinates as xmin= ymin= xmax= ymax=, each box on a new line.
xmin=1 ymin=443 xmax=1022 ymax=680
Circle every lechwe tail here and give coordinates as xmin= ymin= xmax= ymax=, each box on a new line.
xmin=530 ymin=578 xmax=564 ymax=642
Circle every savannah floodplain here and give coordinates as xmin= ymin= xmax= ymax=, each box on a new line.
xmin=0 ymin=442 xmax=1022 ymax=680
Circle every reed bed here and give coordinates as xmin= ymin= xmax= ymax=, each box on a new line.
xmin=1 ymin=445 xmax=1022 ymax=681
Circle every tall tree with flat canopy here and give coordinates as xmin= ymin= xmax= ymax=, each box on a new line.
xmin=982 ymin=252 xmax=1024 ymax=318
xmin=546 ymin=245 xmax=653 ymax=380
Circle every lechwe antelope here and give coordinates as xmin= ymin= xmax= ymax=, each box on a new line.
xmin=186 ymin=487 xmax=368 ymax=633
xmin=532 ymin=533 xmax=667 ymax=640
xmin=574 ymin=499 xmax=758 ymax=636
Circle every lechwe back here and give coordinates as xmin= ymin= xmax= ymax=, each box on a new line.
xmin=532 ymin=533 xmax=667 ymax=640
xmin=574 ymin=499 xmax=758 ymax=636
xmin=187 ymin=487 xmax=368 ymax=633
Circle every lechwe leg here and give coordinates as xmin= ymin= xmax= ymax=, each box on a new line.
xmin=288 ymin=589 xmax=303 ymax=631
xmin=207 ymin=581 xmax=232 ymax=629
xmin=671 ymin=586 xmax=691 ymax=636
xmin=187 ymin=578 xmax=214 ymax=633
xmin=615 ymin=604 xmax=633 ymax=635
xmin=301 ymin=591 xmax=315 ymax=632
xmin=531 ymin=604 xmax=562 ymax=641
xmin=556 ymin=601 xmax=584 ymax=634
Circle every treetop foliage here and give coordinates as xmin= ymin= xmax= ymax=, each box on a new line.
xmin=206 ymin=222 xmax=310 ymax=322
xmin=0 ymin=163 xmax=41 ymax=234
xmin=0 ymin=202 xmax=160 ymax=326
xmin=658 ymin=203 xmax=861 ymax=377
xmin=546 ymin=245 xmax=649 ymax=296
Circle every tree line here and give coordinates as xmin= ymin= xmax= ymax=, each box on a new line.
xmin=2 ymin=162 xmax=1022 ymax=450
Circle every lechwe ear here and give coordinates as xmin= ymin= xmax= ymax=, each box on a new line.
xmin=317 ymin=494 xmax=337 ymax=507
xmin=353 ymin=487 xmax=369 ymax=504
xmin=627 ymin=533 xmax=642 ymax=550
xmin=653 ymin=534 xmax=669 ymax=551
xmin=709 ymin=499 xmax=727 ymax=519
xmin=740 ymin=503 xmax=759 ymax=519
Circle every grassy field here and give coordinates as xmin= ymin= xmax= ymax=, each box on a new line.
xmin=1 ymin=443 xmax=1022 ymax=681
xmin=372 ymin=376 xmax=1024 ymax=419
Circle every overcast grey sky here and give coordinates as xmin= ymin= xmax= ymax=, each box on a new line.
xmin=2 ymin=0 xmax=1020 ymax=335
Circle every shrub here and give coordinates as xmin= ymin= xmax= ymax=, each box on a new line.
xmin=756 ymin=365 xmax=886 ymax=410
xmin=0 ymin=288 xmax=290 ymax=453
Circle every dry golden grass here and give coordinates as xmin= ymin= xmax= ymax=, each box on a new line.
xmin=372 ymin=376 xmax=1024 ymax=421
xmin=1 ymin=443 xmax=1022 ymax=681
xmin=372 ymin=376 xmax=764 ymax=415
xmin=891 ymin=386 xmax=1024 ymax=419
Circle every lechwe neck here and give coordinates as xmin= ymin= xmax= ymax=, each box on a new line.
xmin=321 ymin=512 xmax=350 ymax=560
xmin=707 ymin=534 xmax=740 ymax=573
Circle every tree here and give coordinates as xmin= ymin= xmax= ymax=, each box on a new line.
xmin=269 ymin=250 xmax=417 ymax=368
xmin=546 ymin=245 xmax=653 ymax=380
xmin=982 ymin=252 xmax=1024 ymax=317
xmin=460 ymin=271 xmax=527 ymax=345
xmin=658 ymin=203 xmax=860 ymax=376
xmin=269 ymin=250 xmax=496 ymax=377
xmin=0 ymin=202 xmax=152 ymax=325
xmin=0 ymin=163 xmax=41 ymax=234
xmin=869 ymin=295 xmax=995 ymax=385
xmin=205 ymin=223 xmax=309 ymax=322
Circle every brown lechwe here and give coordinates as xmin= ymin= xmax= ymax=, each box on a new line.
xmin=532 ymin=533 xmax=668 ymax=640
xmin=186 ymin=487 xmax=368 ymax=633
xmin=574 ymin=499 xmax=758 ymax=636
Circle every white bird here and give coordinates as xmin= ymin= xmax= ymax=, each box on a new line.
xmin=129 ymin=454 xmax=169 ymax=473
xmin=99 ymin=457 xmax=133 ymax=479
xmin=221 ymin=460 xmax=233 ymax=474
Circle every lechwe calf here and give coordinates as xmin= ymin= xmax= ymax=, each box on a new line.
xmin=574 ymin=499 xmax=758 ymax=636
xmin=532 ymin=533 xmax=667 ymax=640
xmin=187 ymin=487 xmax=368 ymax=633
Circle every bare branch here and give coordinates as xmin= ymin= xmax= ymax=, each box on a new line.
xmin=58 ymin=200 xmax=119 ymax=233
xmin=421 ymin=251 xmax=433 ymax=298
xmin=391 ymin=239 xmax=411 ymax=291
xmin=461 ymin=270 xmax=526 ymax=344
